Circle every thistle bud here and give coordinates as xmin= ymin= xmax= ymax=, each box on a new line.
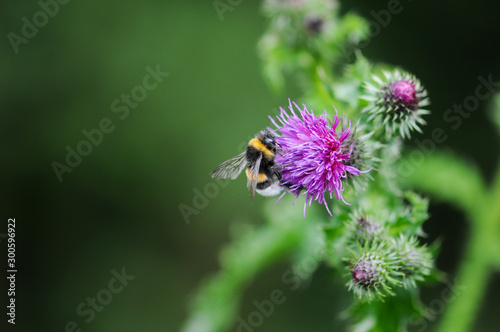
xmin=263 ymin=0 xmax=336 ymax=14
xmin=362 ymin=70 xmax=430 ymax=139
xmin=348 ymin=243 xmax=402 ymax=301
xmin=304 ymin=15 xmax=324 ymax=35
xmin=393 ymin=235 xmax=433 ymax=289
xmin=354 ymin=216 xmax=383 ymax=244
xmin=346 ymin=212 xmax=384 ymax=246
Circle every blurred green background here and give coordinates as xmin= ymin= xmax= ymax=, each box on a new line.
xmin=1 ymin=0 xmax=499 ymax=331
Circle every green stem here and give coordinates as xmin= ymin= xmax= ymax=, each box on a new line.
xmin=437 ymin=215 xmax=490 ymax=332
xmin=398 ymin=153 xmax=500 ymax=332
xmin=438 ymin=163 xmax=500 ymax=332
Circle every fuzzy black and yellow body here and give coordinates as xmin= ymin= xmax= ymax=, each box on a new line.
xmin=212 ymin=131 xmax=283 ymax=200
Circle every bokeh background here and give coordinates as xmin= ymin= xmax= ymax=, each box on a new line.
xmin=1 ymin=0 xmax=500 ymax=331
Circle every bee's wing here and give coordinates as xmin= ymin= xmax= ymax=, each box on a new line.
xmin=247 ymin=153 xmax=262 ymax=202
xmin=212 ymin=152 xmax=247 ymax=180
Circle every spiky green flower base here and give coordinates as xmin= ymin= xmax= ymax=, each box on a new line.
xmin=348 ymin=243 xmax=402 ymax=302
xmin=362 ymin=70 xmax=430 ymax=139
xmin=341 ymin=121 xmax=382 ymax=189
xmin=345 ymin=204 xmax=434 ymax=302
xmin=346 ymin=211 xmax=384 ymax=246
xmin=393 ymin=235 xmax=433 ymax=289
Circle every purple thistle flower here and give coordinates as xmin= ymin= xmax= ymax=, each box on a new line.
xmin=269 ymin=100 xmax=370 ymax=215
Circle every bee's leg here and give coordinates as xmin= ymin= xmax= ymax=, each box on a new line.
xmin=271 ymin=164 xmax=283 ymax=181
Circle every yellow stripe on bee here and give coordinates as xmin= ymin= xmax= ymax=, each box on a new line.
xmin=246 ymin=169 xmax=268 ymax=183
xmin=248 ymin=138 xmax=274 ymax=160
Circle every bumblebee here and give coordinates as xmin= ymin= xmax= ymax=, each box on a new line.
xmin=212 ymin=131 xmax=284 ymax=200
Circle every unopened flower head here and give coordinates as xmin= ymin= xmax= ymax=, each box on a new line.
xmin=269 ymin=100 xmax=370 ymax=215
xmin=262 ymin=0 xmax=337 ymax=39
xmin=353 ymin=215 xmax=383 ymax=245
xmin=264 ymin=0 xmax=336 ymax=12
xmin=363 ymin=70 xmax=430 ymax=139
xmin=304 ymin=15 xmax=324 ymax=35
xmin=348 ymin=243 xmax=402 ymax=302
xmin=393 ymin=235 xmax=433 ymax=289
